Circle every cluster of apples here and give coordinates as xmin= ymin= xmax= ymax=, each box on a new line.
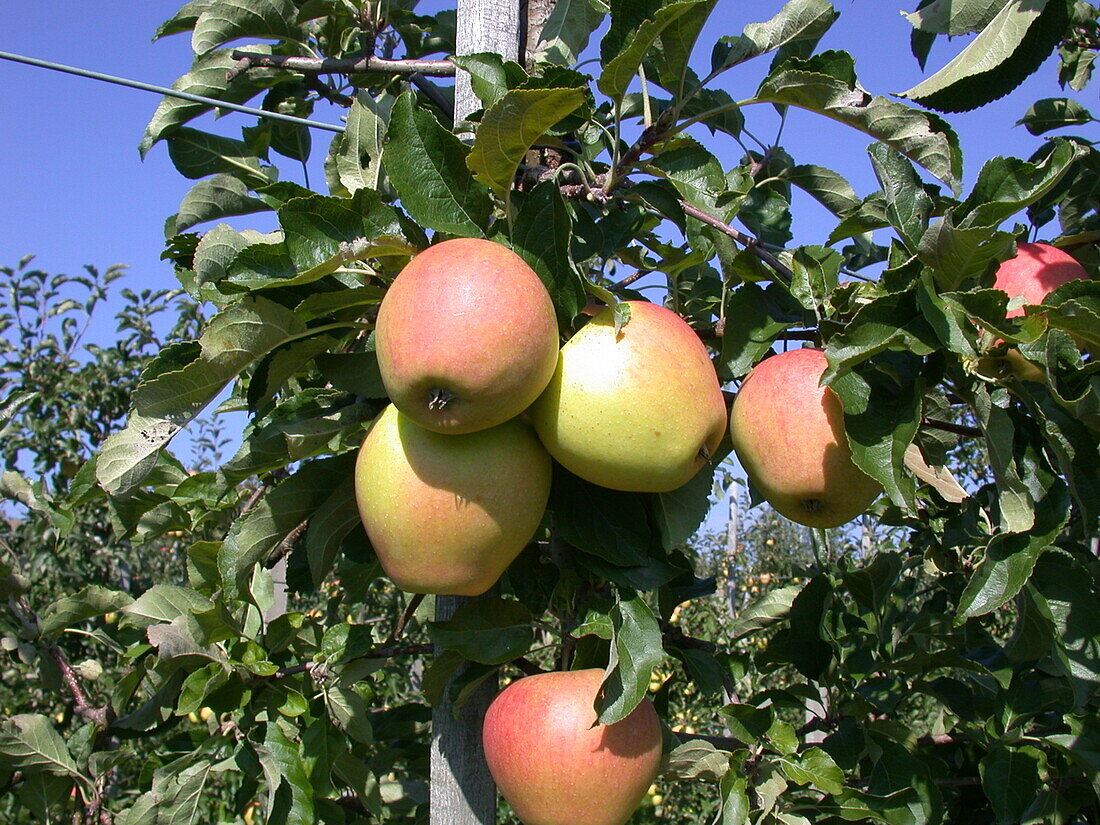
xmin=353 ymin=237 xmax=729 ymax=597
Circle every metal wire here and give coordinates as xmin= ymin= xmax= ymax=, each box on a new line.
xmin=0 ymin=49 xmax=346 ymax=134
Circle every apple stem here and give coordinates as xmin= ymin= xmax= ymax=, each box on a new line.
xmin=427 ymin=387 xmax=457 ymax=410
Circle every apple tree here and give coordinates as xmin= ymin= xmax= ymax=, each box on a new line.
xmin=2 ymin=0 xmax=1099 ymax=824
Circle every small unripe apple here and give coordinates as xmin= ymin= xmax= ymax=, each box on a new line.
xmin=530 ymin=301 xmax=727 ymax=492
xmin=354 ymin=404 xmax=551 ymax=596
xmin=482 ymin=669 xmax=663 ymax=825
xmin=730 ymin=348 xmax=880 ymax=528
xmin=375 ymin=238 xmax=560 ymax=434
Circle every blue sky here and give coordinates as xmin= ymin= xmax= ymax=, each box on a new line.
xmin=0 ymin=1 xmax=1092 ymax=480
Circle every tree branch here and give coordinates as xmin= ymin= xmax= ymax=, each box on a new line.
xmin=228 ymin=51 xmax=455 ymax=81
xmin=677 ymin=201 xmax=794 ymax=284
xmin=47 ymin=645 xmax=111 ymax=729
xmin=921 ymin=417 xmax=983 ymax=438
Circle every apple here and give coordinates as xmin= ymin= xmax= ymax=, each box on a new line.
xmin=529 ymin=301 xmax=727 ymax=492
xmin=482 ymin=669 xmax=663 ymax=825
xmin=354 ymin=404 xmax=551 ymax=596
xmin=993 ymin=242 xmax=1088 ymax=317
xmin=729 ymin=348 xmax=880 ymax=528
xmin=990 ymin=242 xmax=1090 ymax=381
xmin=375 ymin=238 xmax=560 ymax=434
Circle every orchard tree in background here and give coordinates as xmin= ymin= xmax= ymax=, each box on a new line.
xmin=2 ymin=1 xmax=1099 ymax=824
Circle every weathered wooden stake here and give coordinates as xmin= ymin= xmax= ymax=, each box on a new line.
xmin=429 ymin=2 xmax=525 ymax=823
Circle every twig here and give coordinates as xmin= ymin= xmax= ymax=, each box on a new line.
xmin=921 ymin=418 xmax=983 ymax=438
xmin=271 ymin=643 xmax=433 ymax=679
xmin=303 ymin=75 xmax=354 ymax=108
xmin=386 ymin=593 xmax=425 ymax=645
xmin=678 ymin=201 xmax=794 ymax=284
xmin=266 ymin=519 xmax=310 ymax=565
xmin=513 ymin=657 xmax=546 ymax=676
xmin=410 ymin=73 xmax=455 ymax=121
xmin=228 ymin=51 xmax=455 ymax=80
xmin=47 ymin=645 xmax=111 ymax=729
xmin=613 ymin=270 xmax=648 ymax=289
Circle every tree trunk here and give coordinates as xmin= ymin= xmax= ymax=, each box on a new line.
xmin=429 ymin=5 xmax=524 ymax=822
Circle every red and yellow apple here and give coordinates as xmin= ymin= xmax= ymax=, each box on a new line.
xmin=375 ymin=238 xmax=560 ymax=434
xmin=482 ymin=669 xmax=663 ymax=825
xmin=353 ymin=404 xmax=551 ymax=596
xmin=730 ymin=348 xmax=880 ymax=528
xmin=529 ymin=301 xmax=727 ymax=492
xmin=989 ymin=241 xmax=1090 ymax=381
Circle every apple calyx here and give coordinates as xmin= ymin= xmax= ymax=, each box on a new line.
xmin=427 ymin=387 xmax=457 ymax=410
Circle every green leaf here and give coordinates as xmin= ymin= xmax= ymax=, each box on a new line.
xmin=255 ymin=719 xmax=314 ymax=825
xmin=980 ymin=745 xmax=1042 ymax=824
xmin=843 ymin=553 xmax=903 ymax=615
xmin=154 ymin=0 xmax=215 ymax=40
xmin=175 ymin=662 xmax=229 ymax=715
xmin=787 ymin=163 xmax=861 ymax=217
xmin=386 ymin=92 xmax=492 ymax=236
xmin=532 ymin=0 xmax=606 ymax=65
xmin=956 ymin=138 xmax=1087 ymax=228
xmin=917 ymin=218 xmax=1017 ymax=291
xmin=1029 ymin=551 xmax=1100 ymax=692
xmin=829 ymin=355 xmax=921 ymax=510
xmin=551 ymin=467 xmax=654 ymax=568
xmin=467 ymin=87 xmax=585 ymax=197
xmin=753 ymin=57 xmax=962 ymax=192
xmin=778 ymin=747 xmax=844 ymax=795
xmin=96 ymin=297 xmax=308 ymax=494
xmin=335 ymin=91 xmax=393 ymax=194
xmin=451 ymin=54 xmax=525 ymax=109
xmin=790 ymin=245 xmax=841 ymax=311
xmin=38 ymin=586 xmax=133 ymax=637
xmin=597 ymin=589 xmax=664 ymax=725
xmin=171 ymin=174 xmax=269 ymax=233
xmin=719 ymin=283 xmax=799 ymax=379
xmin=220 ymin=452 xmax=356 ymax=598
xmin=123 ymin=585 xmax=213 ymax=628
xmin=0 ymin=715 xmax=81 ymax=778
xmin=306 ymin=476 xmax=364 ymax=588
xmin=1019 ymin=97 xmax=1095 ymax=135
xmin=720 ymin=763 xmax=751 ymax=825
xmin=903 ymin=0 xmax=1012 ymax=34
xmin=971 ymin=385 xmax=1037 ymax=533
xmin=899 ymin=0 xmax=1069 ymax=112
xmin=140 ymin=48 xmax=279 ymax=155
xmin=192 ymin=0 xmax=301 ymax=54
xmin=650 ymin=136 xmax=728 ymax=214
xmin=664 ymin=739 xmax=732 ymax=781
xmin=728 ymin=583 xmax=804 ymax=639
xmin=325 ymin=685 xmax=374 ymax=745
xmin=650 ymin=458 xmax=726 ymax=551
xmin=958 ymin=483 xmax=1069 ymax=619
xmin=711 ymin=0 xmax=838 ymax=72
xmin=511 ymin=181 xmax=586 ymax=324
xmin=598 ymin=2 xmax=706 ymax=103
xmin=427 ymin=597 xmax=534 ymax=665
xmin=166 ymin=127 xmax=267 ymax=184
xmin=868 ymin=143 xmax=933 ymax=251
xmin=824 ymin=289 xmax=939 ymax=375
xmin=192 ymin=224 xmax=266 ymax=286
xmin=647 ymin=0 xmax=718 ymax=94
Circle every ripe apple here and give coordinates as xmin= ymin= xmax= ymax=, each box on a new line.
xmin=990 ymin=242 xmax=1090 ymax=381
xmin=353 ymin=404 xmax=551 ymax=596
xmin=730 ymin=348 xmax=880 ymax=528
xmin=482 ymin=669 xmax=663 ymax=825
xmin=375 ymin=238 xmax=560 ymax=434
xmin=529 ymin=301 xmax=727 ymax=492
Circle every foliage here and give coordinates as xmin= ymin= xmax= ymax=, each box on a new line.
xmin=2 ymin=0 xmax=1099 ymax=824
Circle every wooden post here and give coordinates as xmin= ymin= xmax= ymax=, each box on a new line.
xmin=429 ymin=3 xmax=524 ymax=824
